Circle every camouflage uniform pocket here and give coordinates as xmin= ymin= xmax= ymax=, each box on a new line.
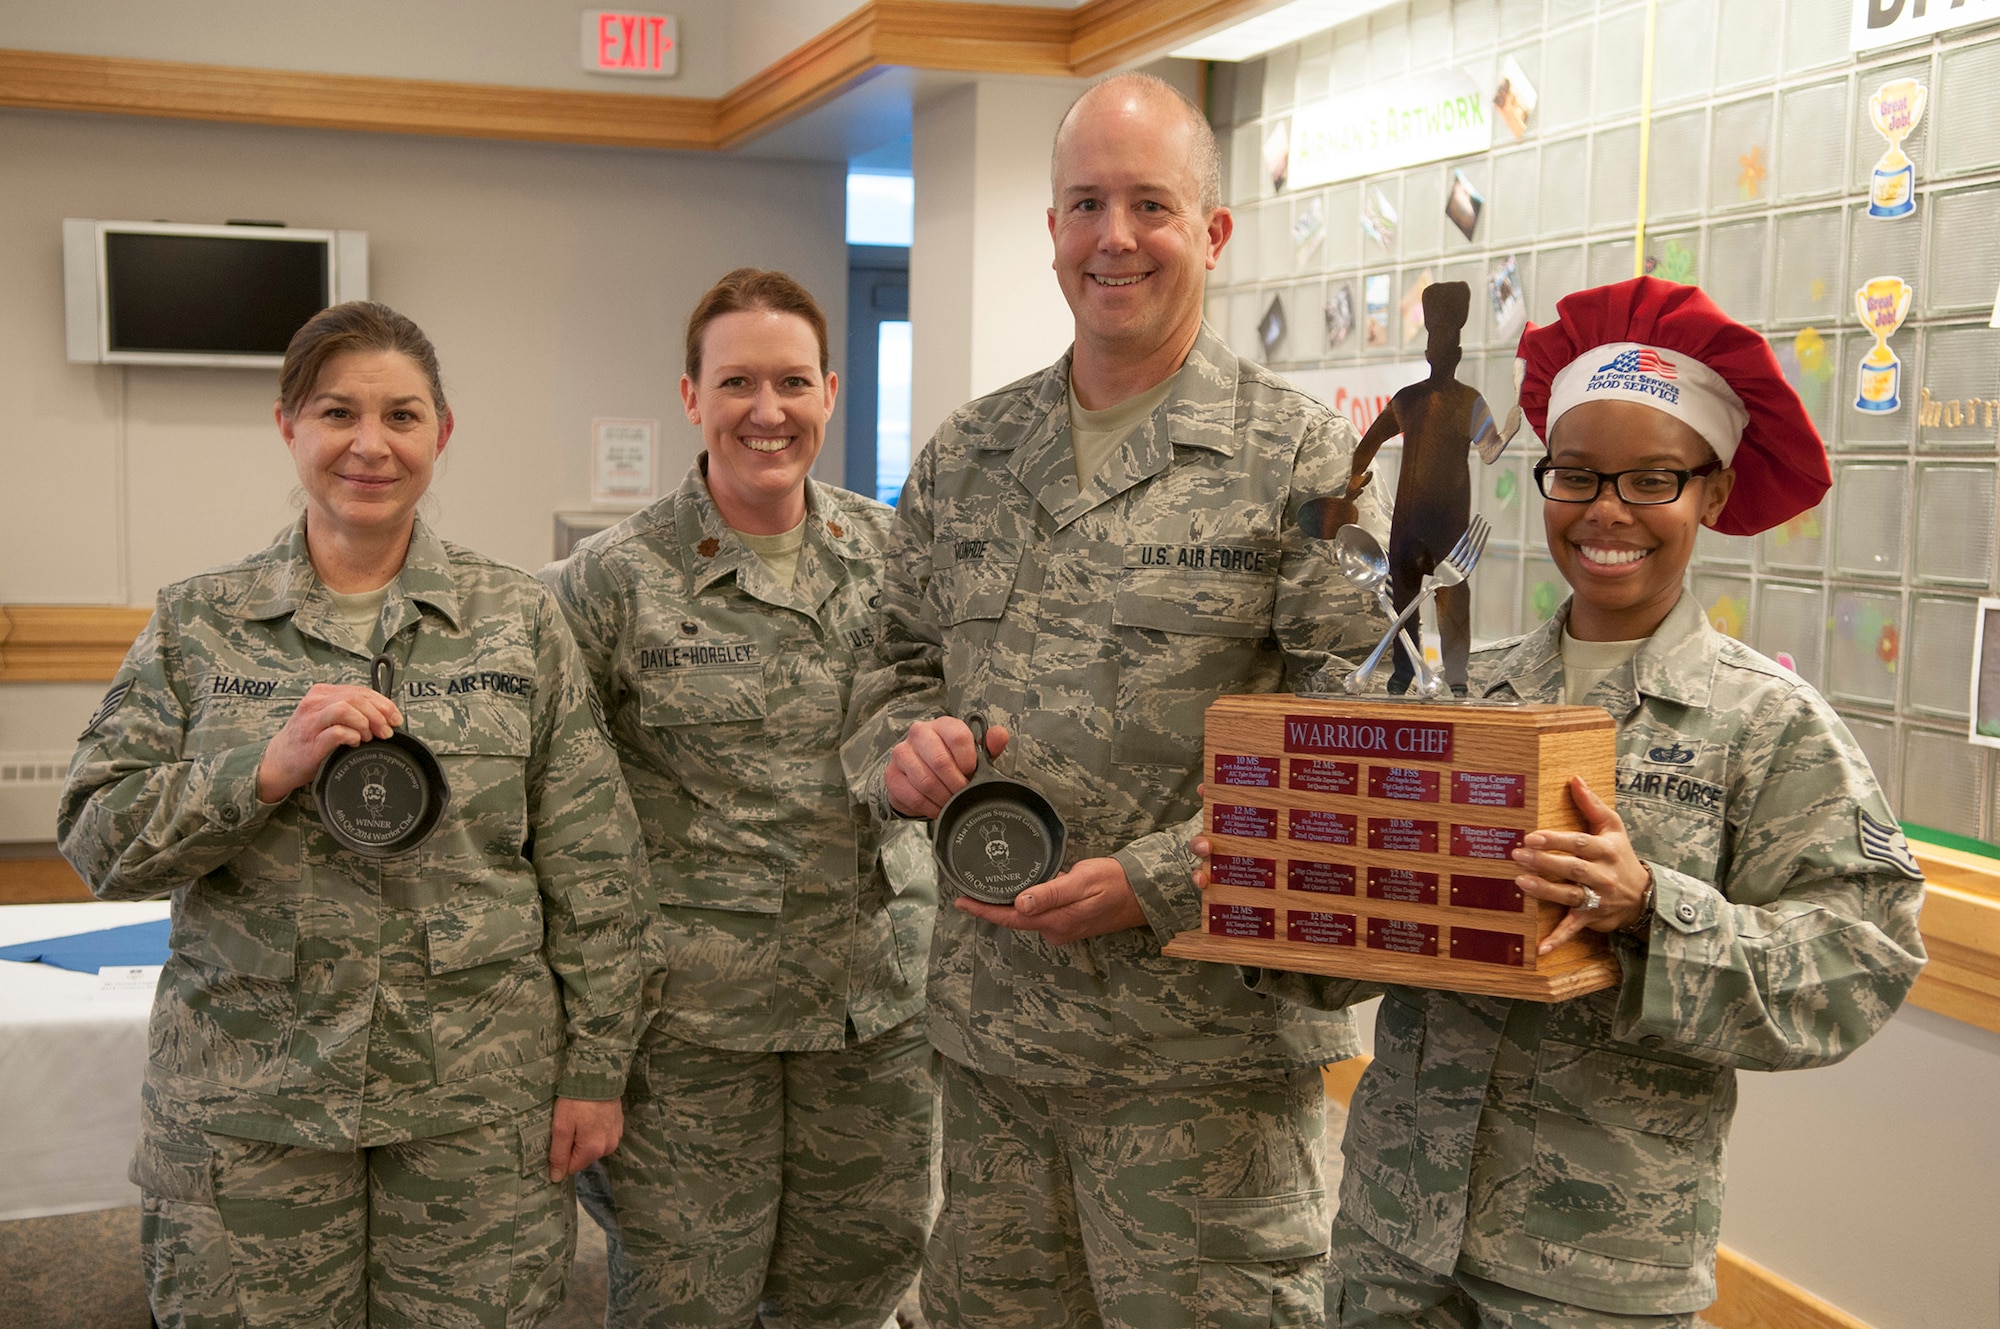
xmin=1522 ymin=1041 xmax=1725 ymax=1268
xmin=930 ymin=538 xmax=1021 ymax=711
xmin=156 ymin=892 xmax=301 ymax=1091
xmin=1114 ymin=567 xmax=1278 ymax=638
xmin=424 ymin=894 xmax=562 ymax=1083
xmin=930 ymin=538 xmax=1022 ymax=625
xmin=1193 ymin=1191 xmax=1329 ymax=1329
xmin=1339 ymin=994 xmax=1423 ymax=1201
xmin=168 ymin=889 xmax=299 ymax=980
xmin=1110 ymin=569 xmax=1277 ymax=768
xmin=640 ymin=667 xmax=776 ymax=836
xmin=509 ymin=1104 xmax=578 ymax=1320
xmin=131 ymin=1119 xmax=241 ymax=1324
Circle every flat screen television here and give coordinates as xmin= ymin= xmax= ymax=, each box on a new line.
xmin=63 ymin=219 xmax=369 ymax=368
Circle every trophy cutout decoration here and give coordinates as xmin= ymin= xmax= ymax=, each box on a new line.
xmin=1866 ymin=79 xmax=1926 ymax=220
xmin=1170 ymin=282 xmax=1624 ymax=1001
xmin=1854 ymin=276 xmax=1914 ymax=413
xmin=1335 ymin=281 xmax=1507 ymax=697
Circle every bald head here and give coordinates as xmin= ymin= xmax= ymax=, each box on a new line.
xmin=1053 ymin=73 xmax=1222 ymax=215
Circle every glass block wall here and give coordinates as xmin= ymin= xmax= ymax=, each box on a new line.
xmin=1204 ymin=0 xmax=2000 ymax=842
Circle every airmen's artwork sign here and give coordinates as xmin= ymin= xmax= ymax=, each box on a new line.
xmin=1289 ymin=70 xmax=1491 ymax=188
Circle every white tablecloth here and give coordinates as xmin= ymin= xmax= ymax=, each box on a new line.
xmin=0 ymin=901 xmax=171 ymax=1220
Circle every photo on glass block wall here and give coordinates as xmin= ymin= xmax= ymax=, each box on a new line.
xmin=1259 ymin=294 xmax=1287 ymax=357
xmin=1969 ymin=597 xmax=2000 ymax=749
xmin=1361 ymin=187 xmax=1398 ymax=251
xmin=1325 ymin=283 xmax=1354 ymax=350
xmin=1493 ymin=55 xmax=1538 ymax=142
xmin=1294 ymin=198 xmax=1325 ymax=268
xmin=1364 ymin=274 xmax=1391 ymax=347
xmin=1489 ymin=256 xmax=1525 ymax=340
xmin=1264 ymin=119 xmax=1291 ymax=193
xmin=1446 ymin=169 xmax=1484 ymax=242
xmin=1401 ymin=270 xmax=1433 ymax=346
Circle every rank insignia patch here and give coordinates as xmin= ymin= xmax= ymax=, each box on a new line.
xmin=80 ymin=679 xmax=133 ymax=738
xmin=1856 ymin=810 xmax=1922 ymax=879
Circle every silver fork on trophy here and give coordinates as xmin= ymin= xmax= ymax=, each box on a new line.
xmin=1342 ymin=515 xmax=1491 ymax=696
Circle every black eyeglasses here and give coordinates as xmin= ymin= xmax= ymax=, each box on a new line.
xmin=1533 ymin=459 xmax=1723 ymax=505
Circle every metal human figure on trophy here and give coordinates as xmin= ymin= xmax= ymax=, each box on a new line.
xmin=1304 ymin=281 xmax=1506 ymax=697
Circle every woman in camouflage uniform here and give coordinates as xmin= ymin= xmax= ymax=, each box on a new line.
xmin=1319 ymin=279 xmax=1929 ymax=1326
xmin=544 ymin=269 xmax=936 ymax=1328
xmin=59 ymin=301 xmax=647 ymax=1328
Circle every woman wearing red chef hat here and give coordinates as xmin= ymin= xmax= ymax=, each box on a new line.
xmin=1327 ymin=279 xmax=1929 ymax=1327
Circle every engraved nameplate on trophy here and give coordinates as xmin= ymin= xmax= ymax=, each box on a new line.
xmin=1164 ymin=696 xmax=1622 ymax=1002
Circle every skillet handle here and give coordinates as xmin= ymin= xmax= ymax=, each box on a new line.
xmin=370 ymin=653 xmax=398 ymax=700
xmin=964 ymin=713 xmax=992 ymax=778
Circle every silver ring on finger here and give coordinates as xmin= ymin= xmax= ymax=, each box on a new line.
xmin=1577 ymin=886 xmax=1603 ymax=912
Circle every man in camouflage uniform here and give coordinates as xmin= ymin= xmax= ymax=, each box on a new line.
xmin=1329 ymin=279 xmax=1928 ymax=1325
xmin=841 ymin=74 xmax=1388 ymax=1327
xmin=546 ymin=457 xmax=937 ymax=1327
xmin=59 ymin=515 xmax=645 ymax=1326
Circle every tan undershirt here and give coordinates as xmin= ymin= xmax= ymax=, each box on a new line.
xmin=327 ymin=585 xmax=389 ymax=648
xmin=736 ymin=520 xmax=806 ymax=587
xmin=1068 ymin=376 xmax=1175 ymax=485
xmin=1561 ymin=630 xmax=1647 ymax=705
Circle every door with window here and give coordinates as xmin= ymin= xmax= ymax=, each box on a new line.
xmin=845 ymin=245 xmax=912 ymax=505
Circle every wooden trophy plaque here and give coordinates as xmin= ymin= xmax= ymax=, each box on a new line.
xmin=1162 ymin=696 xmax=1623 ymax=1001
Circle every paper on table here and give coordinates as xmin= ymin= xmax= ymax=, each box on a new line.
xmin=96 ymin=965 xmax=162 ymax=997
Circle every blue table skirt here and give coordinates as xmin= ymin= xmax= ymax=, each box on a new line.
xmin=0 ymin=919 xmax=170 ymax=974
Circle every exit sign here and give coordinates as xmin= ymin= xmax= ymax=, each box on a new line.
xmin=582 ymin=11 xmax=678 ymax=77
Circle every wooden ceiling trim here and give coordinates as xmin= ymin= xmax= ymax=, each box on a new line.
xmin=873 ymin=1 xmax=1073 ymax=75
xmin=713 ymin=5 xmax=881 ymax=150
xmin=0 ymin=47 xmax=719 ymax=150
xmin=0 ymin=0 xmax=1270 ymax=153
xmin=1067 ymin=0 xmax=1272 ymax=76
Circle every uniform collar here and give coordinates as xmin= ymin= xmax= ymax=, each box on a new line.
xmin=1479 ymin=591 xmax=1720 ymax=709
xmin=1002 ymin=323 xmax=1244 ymax=529
xmin=233 ymin=515 xmax=463 ymax=635
xmin=675 ymin=456 xmax=862 ymax=609
xmin=383 ymin=520 xmax=465 ymax=635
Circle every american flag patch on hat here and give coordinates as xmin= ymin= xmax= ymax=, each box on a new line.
xmin=1597 ymin=347 xmax=1679 ymax=378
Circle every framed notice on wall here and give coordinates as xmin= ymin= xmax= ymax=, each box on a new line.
xmin=590 ymin=417 xmax=658 ymax=506
xmin=1970 ymin=598 xmax=2000 ymax=749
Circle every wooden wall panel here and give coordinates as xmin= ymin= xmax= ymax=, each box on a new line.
xmin=1709 ymin=1248 xmax=1879 ymax=1329
xmin=1068 ymin=0 xmax=1271 ymax=76
xmin=0 ymin=607 xmax=152 ymax=683
xmin=0 ymin=857 xmax=93 ymax=905
xmin=713 ymin=6 xmax=880 ymax=150
xmin=875 ymin=1 xmax=1074 ymax=75
xmin=0 ymin=48 xmax=718 ymax=150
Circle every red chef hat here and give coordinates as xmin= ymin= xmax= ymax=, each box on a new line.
xmin=1515 ymin=277 xmax=1830 ymax=536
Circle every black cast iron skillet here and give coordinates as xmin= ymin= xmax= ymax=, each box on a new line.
xmin=312 ymin=653 xmax=450 ymax=857
xmin=932 ymin=714 xmax=1067 ymax=906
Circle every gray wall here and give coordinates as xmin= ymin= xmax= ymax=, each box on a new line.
xmin=0 ymin=0 xmax=770 ymax=99
xmin=0 ymin=106 xmax=846 ymax=839
xmin=1722 ymin=1003 xmax=2000 ymax=1328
